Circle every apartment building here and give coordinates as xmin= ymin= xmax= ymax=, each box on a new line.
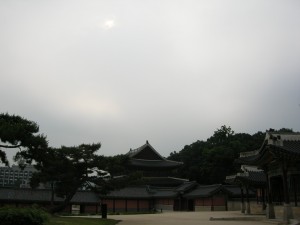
xmin=0 ymin=165 xmax=36 ymax=188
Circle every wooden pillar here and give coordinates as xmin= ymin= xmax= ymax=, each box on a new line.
xmin=225 ymin=194 xmax=228 ymax=211
xmin=137 ymin=199 xmax=140 ymax=212
xmin=294 ymin=175 xmax=298 ymax=207
xmin=245 ymin=185 xmax=251 ymax=214
xmin=282 ymin=161 xmax=293 ymax=221
xmin=179 ymin=197 xmax=181 ymax=211
xmin=262 ymin=188 xmax=266 ymax=210
xmin=265 ymin=168 xmax=275 ymax=219
xmin=282 ymin=162 xmax=290 ymax=204
xmin=125 ymin=199 xmax=128 ymax=212
xmin=240 ymin=186 xmax=245 ymax=213
xmin=113 ymin=199 xmax=115 ymax=213
xmin=148 ymin=199 xmax=151 ymax=211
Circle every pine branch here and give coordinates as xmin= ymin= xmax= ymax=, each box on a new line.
xmin=0 ymin=144 xmax=22 ymax=149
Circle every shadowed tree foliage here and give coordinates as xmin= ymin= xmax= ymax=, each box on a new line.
xmin=0 ymin=113 xmax=48 ymax=166
xmin=0 ymin=113 xmax=140 ymax=213
xmin=168 ymin=125 xmax=265 ymax=184
xmin=93 ymin=154 xmax=141 ymax=192
xmin=30 ymin=146 xmax=142 ymax=213
xmin=103 ymin=154 xmax=130 ymax=178
xmin=3 ymin=113 xmax=293 ymax=212
xmin=31 ymin=143 xmax=109 ymax=213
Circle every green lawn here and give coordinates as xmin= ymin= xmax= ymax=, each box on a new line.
xmin=45 ymin=216 xmax=120 ymax=225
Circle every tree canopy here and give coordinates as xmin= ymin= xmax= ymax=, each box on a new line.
xmin=0 ymin=113 xmax=48 ymax=165
xmin=168 ymin=125 xmax=265 ymax=184
xmin=0 ymin=113 xmax=138 ymax=213
xmin=30 ymin=143 xmax=110 ymax=213
xmin=1 ymin=113 xmax=295 ymax=212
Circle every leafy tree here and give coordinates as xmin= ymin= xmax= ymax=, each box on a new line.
xmin=31 ymin=145 xmax=140 ymax=213
xmin=31 ymin=143 xmax=109 ymax=213
xmin=0 ymin=113 xmax=139 ymax=213
xmin=276 ymin=128 xmax=294 ymax=133
xmin=94 ymin=154 xmax=145 ymax=197
xmin=168 ymin=126 xmax=265 ymax=184
xmin=206 ymin=125 xmax=234 ymax=146
xmin=104 ymin=154 xmax=130 ymax=178
xmin=0 ymin=113 xmax=48 ymax=165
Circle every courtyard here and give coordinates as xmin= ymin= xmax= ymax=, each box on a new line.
xmin=107 ymin=211 xmax=274 ymax=225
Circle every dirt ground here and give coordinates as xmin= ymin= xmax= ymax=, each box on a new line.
xmin=107 ymin=211 xmax=277 ymax=225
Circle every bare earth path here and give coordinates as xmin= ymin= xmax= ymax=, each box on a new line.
xmin=108 ymin=211 xmax=273 ymax=225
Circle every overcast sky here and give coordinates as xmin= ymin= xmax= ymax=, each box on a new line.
xmin=1 ymin=0 xmax=300 ymax=162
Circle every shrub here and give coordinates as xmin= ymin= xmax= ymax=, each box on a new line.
xmin=0 ymin=206 xmax=49 ymax=225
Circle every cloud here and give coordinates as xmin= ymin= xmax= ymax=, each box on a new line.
xmin=103 ymin=19 xmax=116 ymax=30
xmin=1 ymin=0 xmax=300 ymax=160
xmin=64 ymin=92 xmax=120 ymax=119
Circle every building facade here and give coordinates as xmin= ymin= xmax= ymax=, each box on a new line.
xmin=235 ymin=132 xmax=300 ymax=221
xmin=226 ymin=166 xmax=267 ymax=215
xmin=0 ymin=141 xmax=247 ymax=214
xmin=0 ymin=165 xmax=36 ymax=188
xmin=0 ymin=188 xmax=99 ymax=214
xmin=101 ymin=141 xmax=245 ymax=212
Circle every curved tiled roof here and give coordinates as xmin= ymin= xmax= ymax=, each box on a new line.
xmin=129 ymin=158 xmax=183 ymax=169
xmin=226 ymin=171 xmax=266 ymax=186
xmin=142 ymin=177 xmax=188 ymax=186
xmin=183 ymin=184 xmax=223 ymax=198
xmin=103 ymin=186 xmax=152 ymax=199
xmin=0 ymin=188 xmax=99 ymax=204
xmin=104 ymin=183 xmax=243 ymax=199
xmin=127 ymin=141 xmax=164 ymax=160
xmin=222 ymin=185 xmax=242 ymax=197
xmin=176 ymin=181 xmax=197 ymax=192
xmin=126 ymin=141 xmax=183 ymax=169
xmin=237 ymin=133 xmax=300 ymax=166
xmin=274 ymin=140 xmax=300 ymax=155
xmin=103 ymin=185 xmax=178 ymax=199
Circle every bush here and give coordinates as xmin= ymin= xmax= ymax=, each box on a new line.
xmin=0 ymin=206 xmax=49 ymax=225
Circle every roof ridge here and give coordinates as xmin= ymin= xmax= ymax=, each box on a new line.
xmin=127 ymin=141 xmax=165 ymax=160
xmin=198 ymin=184 xmax=222 ymax=187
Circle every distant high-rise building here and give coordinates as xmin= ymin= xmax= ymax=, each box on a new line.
xmin=0 ymin=165 xmax=36 ymax=188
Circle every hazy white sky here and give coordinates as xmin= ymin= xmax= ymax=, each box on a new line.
xmin=1 ymin=0 xmax=300 ymax=161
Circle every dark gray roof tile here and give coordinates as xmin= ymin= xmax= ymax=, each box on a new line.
xmin=104 ymin=186 xmax=151 ymax=199
xmin=0 ymin=188 xmax=99 ymax=204
xmin=183 ymin=184 xmax=222 ymax=198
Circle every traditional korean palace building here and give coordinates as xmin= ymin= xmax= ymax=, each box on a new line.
xmin=226 ymin=166 xmax=267 ymax=215
xmin=0 ymin=188 xmax=99 ymax=214
xmin=126 ymin=140 xmax=184 ymax=185
xmin=100 ymin=141 xmax=250 ymax=212
xmin=232 ymin=132 xmax=300 ymax=221
xmin=0 ymin=141 xmax=249 ymax=213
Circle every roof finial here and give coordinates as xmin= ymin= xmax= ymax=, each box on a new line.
xmin=146 ymin=140 xmax=149 ymax=144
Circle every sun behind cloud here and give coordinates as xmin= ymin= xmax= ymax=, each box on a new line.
xmin=103 ymin=19 xmax=115 ymax=29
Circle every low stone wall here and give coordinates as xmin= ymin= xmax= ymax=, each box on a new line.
xmin=213 ymin=206 xmax=227 ymax=211
xmin=154 ymin=204 xmax=173 ymax=211
xmin=250 ymin=202 xmax=265 ymax=214
xmin=274 ymin=206 xmax=300 ymax=219
xmin=195 ymin=206 xmax=211 ymax=211
xmin=227 ymin=200 xmax=266 ymax=214
xmin=293 ymin=206 xmax=300 ymax=219
xmin=227 ymin=200 xmax=241 ymax=211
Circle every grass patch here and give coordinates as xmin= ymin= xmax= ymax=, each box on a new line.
xmin=45 ymin=216 xmax=119 ymax=225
